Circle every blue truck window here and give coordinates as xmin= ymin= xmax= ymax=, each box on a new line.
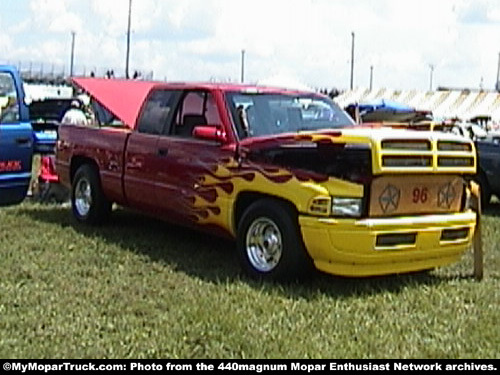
xmin=0 ymin=72 xmax=20 ymax=124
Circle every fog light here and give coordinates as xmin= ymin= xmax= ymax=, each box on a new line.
xmin=332 ymin=197 xmax=363 ymax=217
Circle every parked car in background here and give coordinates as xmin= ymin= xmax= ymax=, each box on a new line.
xmin=475 ymin=137 xmax=500 ymax=206
xmin=29 ymin=98 xmax=72 ymax=154
xmin=28 ymin=98 xmax=72 ymax=203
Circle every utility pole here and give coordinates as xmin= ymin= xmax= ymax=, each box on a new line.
xmin=429 ymin=64 xmax=435 ymax=91
xmin=369 ymin=65 xmax=373 ymax=91
xmin=496 ymin=52 xmax=500 ymax=92
xmin=241 ymin=49 xmax=245 ymax=83
xmin=70 ymin=31 xmax=76 ymax=77
xmin=350 ymin=32 xmax=355 ymax=90
xmin=125 ymin=0 xmax=132 ymax=79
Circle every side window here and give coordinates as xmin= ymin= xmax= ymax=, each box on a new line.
xmin=0 ymin=72 xmax=20 ymax=124
xmin=137 ymin=90 xmax=178 ymax=135
xmin=172 ymin=91 xmax=221 ymax=138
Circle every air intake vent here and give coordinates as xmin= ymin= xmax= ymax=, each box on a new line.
xmin=382 ymin=156 xmax=432 ymax=167
xmin=437 ymin=141 xmax=472 ymax=152
xmin=441 ymin=228 xmax=469 ymax=241
xmin=376 ymin=233 xmax=417 ymax=247
xmin=381 ymin=140 xmax=431 ymax=151
xmin=438 ymin=157 xmax=474 ymax=167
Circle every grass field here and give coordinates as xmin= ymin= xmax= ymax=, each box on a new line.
xmin=1 ymin=201 xmax=499 ymax=359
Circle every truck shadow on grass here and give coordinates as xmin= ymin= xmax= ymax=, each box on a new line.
xmin=483 ymin=201 xmax=500 ymax=217
xmin=17 ymin=204 xmax=473 ymax=300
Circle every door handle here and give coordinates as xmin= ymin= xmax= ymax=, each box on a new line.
xmin=157 ymin=148 xmax=168 ymax=157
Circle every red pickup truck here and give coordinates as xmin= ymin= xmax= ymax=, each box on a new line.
xmin=56 ymin=78 xmax=479 ymax=280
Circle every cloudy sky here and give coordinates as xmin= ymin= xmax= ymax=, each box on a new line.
xmin=1 ymin=0 xmax=499 ymax=91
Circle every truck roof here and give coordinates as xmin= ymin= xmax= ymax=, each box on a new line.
xmin=72 ymin=78 xmax=315 ymax=129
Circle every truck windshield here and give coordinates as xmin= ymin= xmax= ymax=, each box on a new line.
xmin=226 ymin=92 xmax=354 ymax=138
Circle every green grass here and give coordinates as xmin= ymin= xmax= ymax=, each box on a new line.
xmin=1 ymin=202 xmax=499 ymax=359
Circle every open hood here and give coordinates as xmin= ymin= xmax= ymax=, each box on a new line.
xmin=71 ymin=78 xmax=157 ymax=129
xmin=237 ymin=130 xmax=371 ymax=184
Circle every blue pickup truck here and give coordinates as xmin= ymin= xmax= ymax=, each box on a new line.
xmin=0 ymin=65 xmax=34 ymax=206
xmin=0 ymin=64 xmax=64 ymax=206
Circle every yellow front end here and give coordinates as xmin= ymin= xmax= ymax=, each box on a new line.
xmin=296 ymin=129 xmax=478 ymax=277
xmin=194 ymin=128 xmax=478 ymax=278
xmin=300 ymin=211 xmax=475 ymax=276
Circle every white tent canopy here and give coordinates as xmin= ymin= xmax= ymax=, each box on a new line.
xmin=335 ymin=88 xmax=500 ymax=122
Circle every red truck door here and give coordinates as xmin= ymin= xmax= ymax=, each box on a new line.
xmin=154 ymin=90 xmax=234 ymax=227
xmin=123 ymin=89 xmax=181 ymax=212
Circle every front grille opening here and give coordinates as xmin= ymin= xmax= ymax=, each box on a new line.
xmin=376 ymin=233 xmax=417 ymax=247
xmin=381 ymin=139 xmax=431 ymax=151
xmin=438 ymin=157 xmax=474 ymax=167
xmin=441 ymin=228 xmax=469 ymax=241
xmin=382 ymin=155 xmax=432 ymax=167
xmin=437 ymin=141 xmax=472 ymax=152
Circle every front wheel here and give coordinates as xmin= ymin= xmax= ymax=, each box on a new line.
xmin=236 ymin=199 xmax=313 ymax=281
xmin=72 ymin=164 xmax=112 ymax=224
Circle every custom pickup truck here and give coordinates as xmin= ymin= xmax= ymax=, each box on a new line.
xmin=0 ymin=65 xmax=33 ymax=206
xmin=56 ymin=78 xmax=479 ymax=280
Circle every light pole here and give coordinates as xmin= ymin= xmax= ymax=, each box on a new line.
xmin=70 ymin=31 xmax=76 ymax=77
xmin=369 ymin=65 xmax=373 ymax=91
xmin=429 ymin=64 xmax=435 ymax=91
xmin=496 ymin=52 xmax=500 ymax=92
xmin=125 ymin=0 xmax=132 ymax=79
xmin=350 ymin=32 xmax=355 ymax=90
xmin=241 ymin=49 xmax=245 ymax=83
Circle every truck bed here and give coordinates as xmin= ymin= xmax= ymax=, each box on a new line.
xmin=56 ymin=124 xmax=131 ymax=204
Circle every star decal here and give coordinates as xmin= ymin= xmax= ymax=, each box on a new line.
xmin=379 ymin=184 xmax=401 ymax=214
xmin=438 ymin=182 xmax=456 ymax=209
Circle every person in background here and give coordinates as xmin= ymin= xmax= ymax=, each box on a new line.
xmin=61 ymin=98 xmax=89 ymax=125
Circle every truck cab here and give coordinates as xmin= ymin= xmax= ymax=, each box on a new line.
xmin=0 ymin=65 xmax=33 ymax=206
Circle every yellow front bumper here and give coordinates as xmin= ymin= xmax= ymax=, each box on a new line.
xmin=299 ymin=211 xmax=476 ymax=277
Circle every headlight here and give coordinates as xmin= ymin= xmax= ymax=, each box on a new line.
xmin=331 ymin=197 xmax=363 ymax=217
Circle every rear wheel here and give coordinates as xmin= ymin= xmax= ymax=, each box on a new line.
xmin=72 ymin=164 xmax=112 ymax=224
xmin=236 ymin=199 xmax=313 ymax=281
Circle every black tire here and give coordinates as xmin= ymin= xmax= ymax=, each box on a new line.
xmin=476 ymin=172 xmax=491 ymax=209
xmin=71 ymin=164 xmax=112 ymax=224
xmin=236 ymin=199 xmax=313 ymax=281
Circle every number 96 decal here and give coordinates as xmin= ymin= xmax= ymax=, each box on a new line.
xmin=412 ymin=187 xmax=429 ymax=204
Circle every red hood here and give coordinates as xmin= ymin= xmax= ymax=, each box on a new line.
xmin=72 ymin=78 xmax=157 ymax=129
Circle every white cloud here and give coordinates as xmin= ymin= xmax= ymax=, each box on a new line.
xmin=2 ymin=0 xmax=499 ymax=90
xmin=29 ymin=0 xmax=83 ymax=33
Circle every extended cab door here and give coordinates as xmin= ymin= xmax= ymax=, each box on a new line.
xmin=0 ymin=67 xmax=33 ymax=206
xmin=123 ymin=89 xmax=181 ymax=212
xmin=154 ymin=90 xmax=234 ymax=229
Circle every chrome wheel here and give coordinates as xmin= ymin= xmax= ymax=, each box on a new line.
xmin=74 ymin=177 xmax=92 ymax=217
xmin=246 ymin=217 xmax=283 ymax=272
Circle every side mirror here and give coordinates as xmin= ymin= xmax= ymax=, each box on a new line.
xmin=193 ymin=125 xmax=227 ymax=143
